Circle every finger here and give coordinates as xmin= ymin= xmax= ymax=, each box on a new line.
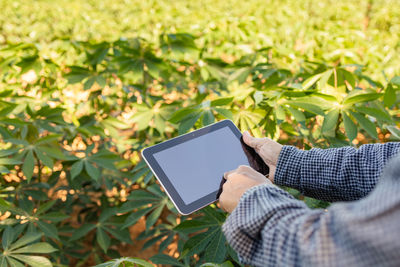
xmin=236 ymin=165 xmax=255 ymax=174
xmin=224 ymin=171 xmax=238 ymax=180
xmin=218 ymin=190 xmax=228 ymax=212
xmin=224 ymin=167 xmax=240 ymax=180
xmin=243 ymin=131 xmax=266 ymax=150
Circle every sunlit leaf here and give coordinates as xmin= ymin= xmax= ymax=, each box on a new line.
xmin=342 ymin=112 xmax=357 ymax=141
xmin=321 ymin=109 xmax=339 ymax=136
xmin=22 ymin=150 xmax=35 ymax=182
xmin=350 ymin=111 xmax=378 ymax=139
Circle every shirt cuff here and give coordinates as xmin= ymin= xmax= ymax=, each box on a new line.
xmin=274 ymin=145 xmax=304 ymax=191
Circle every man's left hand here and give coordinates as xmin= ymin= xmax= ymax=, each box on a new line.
xmin=219 ymin=165 xmax=271 ymax=213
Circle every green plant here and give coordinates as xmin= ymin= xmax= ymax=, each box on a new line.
xmin=0 ymin=228 xmax=57 ymax=267
xmin=94 ymin=257 xmax=153 ymax=267
xmin=0 ymin=1 xmax=399 ymax=266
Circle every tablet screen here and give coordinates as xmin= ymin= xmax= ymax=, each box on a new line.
xmin=152 ymin=126 xmax=249 ymax=204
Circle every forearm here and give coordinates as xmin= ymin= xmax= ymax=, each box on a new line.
xmin=274 ymin=142 xmax=400 ymax=201
xmin=223 ymin=176 xmax=400 ymax=267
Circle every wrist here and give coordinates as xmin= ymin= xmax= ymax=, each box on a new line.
xmin=274 ymin=146 xmax=304 ymax=188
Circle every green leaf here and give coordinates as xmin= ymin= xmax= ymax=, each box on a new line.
xmin=354 ymin=106 xmax=392 ymax=123
xmin=178 ymin=112 xmax=202 ymax=134
xmin=103 ymin=226 xmax=132 ymax=244
xmin=12 ymin=243 xmax=57 ymax=254
xmin=0 ymin=158 xmax=22 ymax=165
xmin=101 ymin=117 xmax=129 ymax=130
xmin=386 ymin=125 xmax=400 ymax=140
xmin=169 ymin=107 xmax=198 ymax=124
xmin=342 ymin=112 xmax=357 ymax=141
xmin=302 ymin=72 xmax=323 ymax=90
xmin=128 ymin=190 xmax=160 ymax=202
xmin=318 ymin=69 xmax=334 ymax=89
xmin=210 ymin=97 xmax=234 ymax=107
xmin=5 ymin=258 xmax=25 ymax=267
xmin=145 ymin=60 xmax=160 ymax=79
xmin=8 ymin=232 xmax=42 ymax=251
xmin=84 ymin=160 xmax=100 ymax=181
xmin=70 ymin=224 xmax=96 ymax=241
xmin=181 ymin=227 xmax=219 ymax=258
xmin=90 ymin=154 xmax=118 ymax=171
xmin=228 ymin=67 xmax=251 ymax=84
xmin=203 ymin=206 xmax=226 ymax=223
xmin=0 ymin=148 xmax=19 ymax=157
xmin=0 ymin=166 xmax=9 ymax=174
xmin=131 ymin=168 xmax=150 ymax=183
xmin=200 ymin=261 xmax=235 ymax=267
xmin=94 ymin=257 xmax=153 ymax=267
xmin=83 ymin=76 xmax=96 ymax=90
xmin=383 ymin=84 xmax=396 ymax=107
xmin=34 ymin=134 xmax=61 ymax=145
xmin=142 ymin=235 xmax=164 ymax=250
xmin=350 ymin=111 xmax=378 ymax=139
xmin=131 ymin=110 xmax=153 ymax=131
xmin=96 ymin=75 xmax=106 ymax=88
xmin=36 ymin=220 xmax=59 ymax=240
xmin=145 ymin=204 xmax=164 ymax=229
xmin=36 ymin=200 xmax=56 ymax=215
xmin=286 ymin=107 xmax=306 ymax=122
xmin=204 ymin=230 xmax=227 ymax=263
xmin=65 ymin=66 xmax=91 ymax=84
xmin=36 ymin=146 xmax=66 ymax=160
xmin=175 ymin=219 xmax=218 ymax=234
xmin=0 ymin=105 xmax=17 ymax=117
xmin=214 ymin=108 xmax=233 ymax=120
xmin=202 ymin=110 xmax=215 ymax=126
xmin=321 ymin=109 xmax=339 ymax=135
xmin=150 ymin=254 xmax=185 ymax=267
xmin=39 ymin=212 xmax=69 ymax=222
xmin=154 ymin=114 xmax=166 ymax=134
xmin=343 ymin=93 xmax=381 ymax=105
xmin=22 ymin=150 xmax=35 ymax=182
xmin=99 ymin=208 xmax=117 ymax=223
xmin=2 ymin=226 xmax=14 ymax=250
xmin=275 ymin=105 xmax=286 ymax=121
xmin=253 ymin=91 xmax=264 ymax=105
xmin=287 ymin=101 xmax=324 ymax=115
xmin=34 ymin=149 xmax=53 ymax=168
xmin=8 ymin=255 xmax=52 ymax=267
xmin=159 ymin=234 xmax=174 ymax=252
xmin=390 ymin=76 xmax=400 ymax=86
xmin=97 ymin=227 xmax=110 ymax=253
xmin=70 ymin=160 xmax=83 ymax=180
xmin=122 ymin=207 xmax=152 ymax=229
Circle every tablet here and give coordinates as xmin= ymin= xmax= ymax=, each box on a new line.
xmin=142 ymin=120 xmax=250 ymax=215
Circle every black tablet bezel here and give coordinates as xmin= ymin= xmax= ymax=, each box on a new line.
xmin=141 ymin=119 xmax=242 ymax=215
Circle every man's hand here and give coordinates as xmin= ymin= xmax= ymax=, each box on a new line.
xmin=219 ymin=165 xmax=271 ymax=213
xmin=242 ymin=131 xmax=283 ymax=183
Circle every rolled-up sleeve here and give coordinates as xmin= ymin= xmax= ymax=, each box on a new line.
xmin=274 ymin=142 xmax=400 ymax=201
xmin=223 ymin=154 xmax=400 ymax=266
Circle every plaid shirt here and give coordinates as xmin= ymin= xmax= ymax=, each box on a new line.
xmin=222 ymin=142 xmax=400 ymax=267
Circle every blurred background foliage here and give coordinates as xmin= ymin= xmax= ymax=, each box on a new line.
xmin=0 ymin=0 xmax=399 ymax=266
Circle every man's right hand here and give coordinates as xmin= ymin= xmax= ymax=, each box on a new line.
xmin=242 ymin=131 xmax=283 ymax=183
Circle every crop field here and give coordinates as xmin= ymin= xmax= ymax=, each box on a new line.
xmin=0 ymin=0 xmax=399 ymax=266
xmin=2 ymin=0 xmax=400 ymax=79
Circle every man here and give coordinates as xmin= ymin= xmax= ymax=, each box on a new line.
xmin=219 ymin=131 xmax=400 ymax=266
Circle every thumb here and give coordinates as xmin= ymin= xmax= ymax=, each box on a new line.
xmin=243 ymin=131 xmax=266 ymax=150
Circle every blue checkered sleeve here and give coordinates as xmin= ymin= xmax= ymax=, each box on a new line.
xmin=223 ymin=152 xmax=400 ymax=267
xmin=274 ymin=143 xmax=400 ymax=201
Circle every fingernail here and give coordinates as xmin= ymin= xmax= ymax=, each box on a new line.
xmin=243 ymin=131 xmax=250 ymax=137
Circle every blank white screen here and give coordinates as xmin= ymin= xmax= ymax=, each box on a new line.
xmin=153 ymin=127 xmax=249 ymax=204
